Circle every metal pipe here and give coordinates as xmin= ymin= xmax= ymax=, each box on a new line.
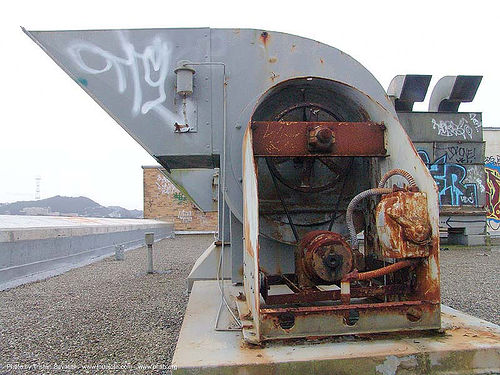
xmin=147 ymin=245 xmax=153 ymax=273
xmin=115 ymin=244 xmax=124 ymax=261
xmin=145 ymin=232 xmax=154 ymax=274
xmin=193 ymin=63 xmax=241 ymax=330
xmin=346 ymin=188 xmax=392 ymax=250
xmin=378 ymin=169 xmax=417 ymax=189
xmin=185 ymin=62 xmax=241 ymax=330
xmin=343 ymin=259 xmax=420 ymax=282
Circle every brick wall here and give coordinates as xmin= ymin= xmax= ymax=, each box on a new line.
xmin=143 ymin=167 xmax=218 ymax=232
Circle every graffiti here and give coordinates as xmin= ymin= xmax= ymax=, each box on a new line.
xmin=431 ymin=113 xmax=481 ymax=140
xmin=173 ymin=192 xmax=187 ymax=204
xmin=469 ymin=113 xmax=481 ymax=127
xmin=199 ymin=213 xmax=210 ymax=226
xmin=485 ymin=163 xmax=500 ymax=230
xmin=68 ymin=32 xmax=183 ymax=126
xmin=443 ymin=145 xmax=477 ymax=164
xmin=178 ymin=210 xmax=193 ymax=223
xmin=156 ymin=173 xmax=179 ymax=196
xmin=156 ymin=173 xmax=188 ymax=203
xmin=418 ymin=150 xmax=478 ymax=206
xmin=76 ymin=77 xmax=88 ymax=86
xmin=485 ymin=155 xmax=500 ymax=166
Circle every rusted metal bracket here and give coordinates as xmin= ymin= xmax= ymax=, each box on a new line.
xmin=251 ymin=121 xmax=387 ymax=157
xmin=263 ymin=283 xmax=411 ymax=305
xmin=260 ymin=300 xmax=433 ymax=315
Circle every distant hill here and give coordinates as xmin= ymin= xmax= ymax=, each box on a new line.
xmin=0 ymin=196 xmax=143 ymax=219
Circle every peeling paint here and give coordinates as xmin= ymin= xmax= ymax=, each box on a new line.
xmin=375 ymin=355 xmax=418 ymax=375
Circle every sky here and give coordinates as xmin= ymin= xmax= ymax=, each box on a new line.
xmin=1 ymin=0 xmax=498 ymax=210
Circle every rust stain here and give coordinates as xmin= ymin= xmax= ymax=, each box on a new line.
xmin=416 ymin=236 xmax=440 ymax=303
xmin=268 ymin=57 xmax=277 ymax=63
xmin=320 ymin=58 xmax=324 ymax=64
xmin=243 ymin=124 xmax=256 ymax=258
xmin=261 ymin=300 xmax=435 ymax=315
xmin=376 ymin=191 xmax=432 ymax=258
xmin=298 ymin=231 xmax=353 ymax=286
xmin=264 ymin=283 xmax=409 ymax=305
xmin=260 ymin=31 xmax=269 ymax=46
xmin=270 ymin=72 xmax=280 ymax=83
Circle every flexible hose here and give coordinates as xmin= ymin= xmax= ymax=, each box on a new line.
xmin=346 ymin=188 xmax=392 ymax=250
xmin=378 ymin=169 xmax=417 ymax=188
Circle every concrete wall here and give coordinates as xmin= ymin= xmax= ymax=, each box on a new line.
xmin=399 ymin=112 xmax=485 ymax=210
xmin=398 ymin=112 xmax=487 ymax=245
xmin=0 ymin=216 xmax=174 ymax=290
xmin=143 ymin=167 xmax=218 ymax=232
xmin=484 ymin=128 xmax=500 ymax=236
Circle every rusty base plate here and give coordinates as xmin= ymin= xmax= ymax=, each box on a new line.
xmin=172 ymin=281 xmax=500 ymax=375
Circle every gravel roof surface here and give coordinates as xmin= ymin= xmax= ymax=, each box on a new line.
xmin=0 ymin=234 xmax=214 ymax=375
xmin=0 ymin=237 xmax=498 ymax=374
xmin=440 ymin=245 xmax=499 ymax=325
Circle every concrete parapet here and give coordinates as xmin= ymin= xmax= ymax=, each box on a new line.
xmin=0 ymin=215 xmax=174 ymax=290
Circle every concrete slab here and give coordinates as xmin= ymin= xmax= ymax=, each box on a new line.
xmin=0 ymin=215 xmax=174 ymax=290
xmin=172 ymin=281 xmax=500 ymax=375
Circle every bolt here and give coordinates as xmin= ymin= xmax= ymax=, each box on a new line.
xmin=317 ymin=128 xmax=333 ymax=143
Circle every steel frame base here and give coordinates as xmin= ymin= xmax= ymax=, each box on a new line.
xmin=172 ymin=281 xmax=500 ymax=375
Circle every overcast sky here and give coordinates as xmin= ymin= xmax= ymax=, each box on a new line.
xmin=1 ymin=0 xmax=498 ymax=210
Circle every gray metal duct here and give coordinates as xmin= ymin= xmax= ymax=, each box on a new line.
xmin=387 ymin=74 xmax=432 ymax=111
xmin=428 ymin=75 xmax=482 ymax=112
xmin=24 ymin=27 xmax=397 ymax=221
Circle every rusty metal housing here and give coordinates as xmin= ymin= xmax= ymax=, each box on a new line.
xmin=243 ymin=76 xmax=440 ymax=343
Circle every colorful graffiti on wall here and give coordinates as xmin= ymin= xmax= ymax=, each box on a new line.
xmin=485 ymin=157 xmax=500 ymax=230
xmin=418 ymin=150 xmax=478 ymax=206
